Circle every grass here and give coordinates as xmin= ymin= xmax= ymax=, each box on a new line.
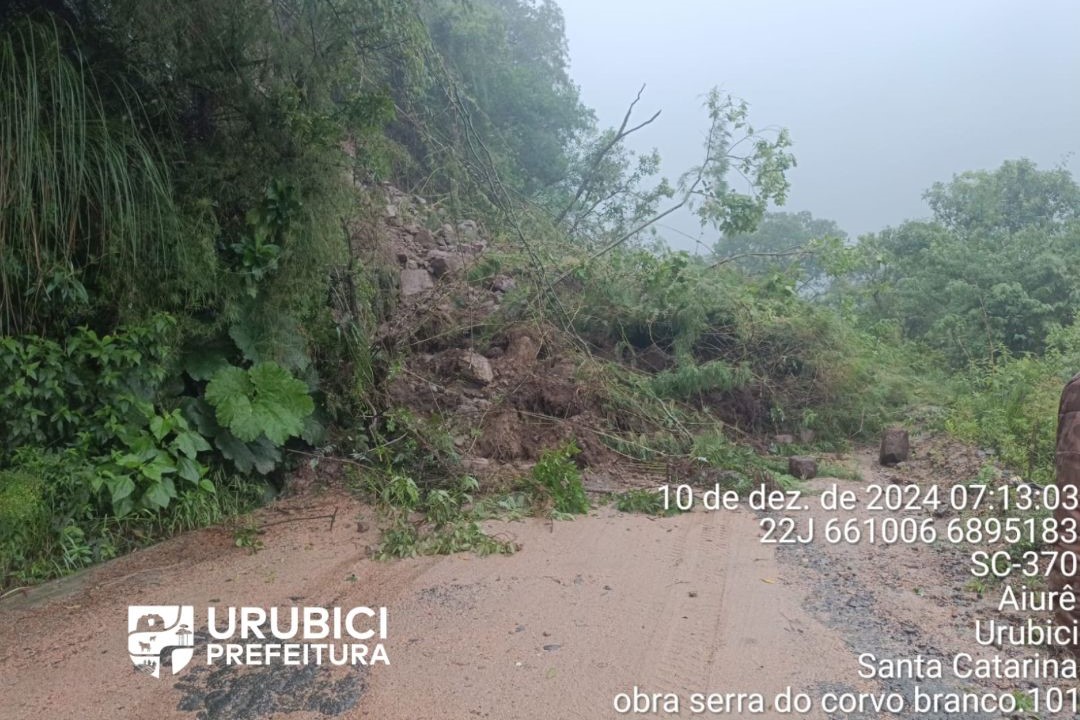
xmin=817 ymin=460 xmax=862 ymax=481
xmin=614 ymin=488 xmax=684 ymax=517
xmin=0 ymin=18 xmax=182 ymax=335
xmin=0 ymin=470 xmax=266 ymax=590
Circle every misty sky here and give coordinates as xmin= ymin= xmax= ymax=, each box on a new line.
xmin=555 ymin=0 xmax=1080 ymax=252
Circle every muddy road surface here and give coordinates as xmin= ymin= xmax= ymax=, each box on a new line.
xmin=0 ymin=446 xmax=1065 ymax=719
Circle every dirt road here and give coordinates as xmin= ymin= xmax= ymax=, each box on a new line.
xmin=0 ymin=446 xmax=1059 ymax=719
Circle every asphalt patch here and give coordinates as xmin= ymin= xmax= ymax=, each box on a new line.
xmin=173 ymin=632 xmax=367 ymax=720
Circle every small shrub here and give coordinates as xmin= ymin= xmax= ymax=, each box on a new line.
xmin=530 ymin=442 xmax=589 ymax=515
xmin=233 ymin=520 xmax=264 ymax=554
xmin=204 ymin=362 xmax=315 ymax=445
xmin=372 ymin=475 xmax=514 ymax=559
xmin=649 ymin=360 xmax=751 ymax=402
xmin=692 ymin=432 xmax=758 ymax=471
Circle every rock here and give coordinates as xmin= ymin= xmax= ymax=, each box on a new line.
xmin=438 ymin=223 xmax=456 ymax=246
xmin=798 ymin=429 xmax=816 ymax=444
xmin=879 ymin=427 xmax=910 ymax=465
xmin=460 ymin=351 xmax=494 ymax=385
xmin=788 ymin=456 xmax=817 ymax=479
xmin=385 ymin=204 xmax=397 ymax=219
xmin=396 ymin=252 xmax=409 ymax=266
xmin=458 ymin=219 xmax=480 ymax=242
xmin=773 ymin=434 xmax=796 ymax=446
xmin=399 ymin=269 xmax=433 ymax=298
xmin=491 ymin=275 xmax=517 ymax=293
xmin=504 ymin=332 xmax=540 ymax=366
xmin=428 ymin=250 xmax=465 ymax=278
xmin=415 ymin=227 xmax=438 ymax=249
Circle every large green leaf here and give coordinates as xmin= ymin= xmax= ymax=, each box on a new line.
xmin=205 ymin=362 xmax=313 ymax=445
xmin=183 ymin=348 xmax=232 ymax=382
xmin=214 ymin=430 xmax=281 ymax=475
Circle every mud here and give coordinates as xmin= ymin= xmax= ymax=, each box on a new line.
xmin=2 ymin=441 xmax=1075 ymax=719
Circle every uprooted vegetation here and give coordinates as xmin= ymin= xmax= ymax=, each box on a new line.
xmin=315 ymin=184 xmax=928 ymax=557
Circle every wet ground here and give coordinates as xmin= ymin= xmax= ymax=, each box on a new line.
xmin=2 ymin=443 xmax=1077 ymax=719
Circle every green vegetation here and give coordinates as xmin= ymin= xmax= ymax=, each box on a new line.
xmin=528 ymin=442 xmax=589 ymax=516
xmin=615 ymin=489 xmax=682 ymax=517
xmin=1 ymin=0 xmax=1074 ymax=590
xmin=839 ymin=160 xmax=1080 ymax=366
xmin=371 ymin=474 xmax=515 ymax=559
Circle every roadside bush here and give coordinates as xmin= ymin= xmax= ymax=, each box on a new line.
xmin=614 ymin=488 xmax=681 ymax=517
xmin=946 ymin=356 xmax=1064 ymax=485
xmin=0 ymin=315 xmax=177 ymax=461
xmin=529 ymin=442 xmax=589 ymax=515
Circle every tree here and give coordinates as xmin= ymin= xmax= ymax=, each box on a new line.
xmin=554 ymin=88 xmax=795 ymax=266
xmin=844 ymin=160 xmax=1080 ymax=365
xmin=925 ymin=158 xmax=1080 ymax=236
xmin=713 ymin=210 xmax=847 ymax=291
xmin=423 ymin=0 xmax=593 ymax=192
xmin=686 ymin=90 xmax=795 ymax=238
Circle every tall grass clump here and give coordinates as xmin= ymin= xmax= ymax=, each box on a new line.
xmin=0 ymin=18 xmax=181 ymax=335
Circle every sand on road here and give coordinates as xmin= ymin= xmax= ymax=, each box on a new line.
xmin=0 ymin=492 xmax=856 ymax=720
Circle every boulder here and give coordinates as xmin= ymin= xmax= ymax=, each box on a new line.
xmin=460 ymin=351 xmax=494 ymax=385
xmin=415 ymin=227 xmax=438 ymax=249
xmin=773 ymin=434 xmax=796 ymax=446
xmin=788 ymin=456 xmax=817 ymax=480
xmin=428 ymin=250 xmax=465 ymax=278
xmin=438 ymin=223 xmax=456 ymax=246
xmin=399 ymin=269 xmax=433 ymax=298
xmin=879 ymin=427 xmax=910 ymax=465
xmin=503 ymin=332 xmax=540 ymax=366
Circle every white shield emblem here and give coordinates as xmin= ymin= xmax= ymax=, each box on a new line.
xmin=128 ymin=605 xmax=196 ymax=678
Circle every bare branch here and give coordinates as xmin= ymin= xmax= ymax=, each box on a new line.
xmin=709 ymin=246 xmax=812 ymax=269
xmin=551 ymin=105 xmax=723 ymax=284
xmin=554 ymin=84 xmax=661 ymax=225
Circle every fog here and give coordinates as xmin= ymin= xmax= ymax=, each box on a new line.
xmin=556 ymin=0 xmax=1080 ymax=251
